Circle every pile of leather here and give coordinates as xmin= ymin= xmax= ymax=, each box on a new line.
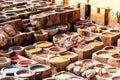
xmin=0 ymin=24 xmax=16 ymax=46
xmin=53 ymin=32 xmax=83 ymax=50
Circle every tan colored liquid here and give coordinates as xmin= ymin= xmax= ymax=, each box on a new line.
xmin=103 ymin=33 xmax=114 ymax=37
xmin=98 ymin=53 xmax=110 ymax=58
xmin=60 ymin=53 xmax=73 ymax=58
xmin=89 ymin=41 xmax=100 ymax=46
xmin=50 ymin=56 xmax=67 ymax=62
xmin=106 ymin=49 xmax=118 ymax=53
xmin=37 ymin=42 xmax=51 ymax=47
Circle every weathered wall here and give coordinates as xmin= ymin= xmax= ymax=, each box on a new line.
xmin=89 ymin=0 xmax=110 ymax=9
xmin=80 ymin=4 xmax=86 ymax=19
xmin=55 ymin=0 xmax=63 ymax=4
xmin=90 ymin=6 xmax=105 ymax=25
xmin=109 ymin=10 xmax=120 ymax=28
xmin=50 ymin=0 xmax=55 ymax=3
xmin=63 ymin=0 xmax=68 ymax=6
xmin=68 ymin=0 xmax=78 ymax=7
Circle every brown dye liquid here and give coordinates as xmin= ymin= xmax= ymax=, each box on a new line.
xmin=103 ymin=33 xmax=114 ymax=37
xmin=60 ymin=53 xmax=74 ymax=58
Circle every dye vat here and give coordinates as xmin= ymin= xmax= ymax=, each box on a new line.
xmin=88 ymin=40 xmax=104 ymax=51
xmin=107 ymin=67 xmax=118 ymax=74
xmin=100 ymin=32 xmax=116 ymax=46
xmin=15 ymin=70 xmax=35 ymax=80
xmin=9 ymin=46 xmax=24 ymax=55
xmin=112 ymin=76 xmax=120 ymax=80
xmin=1 ymin=67 xmax=19 ymax=76
xmin=0 ymin=57 xmax=11 ymax=68
xmin=73 ymin=44 xmax=94 ymax=59
xmin=102 ymin=33 xmax=115 ymax=37
xmin=104 ymin=46 xmax=119 ymax=53
xmin=29 ymin=64 xmax=51 ymax=79
xmin=11 ymin=56 xmax=22 ymax=63
xmin=35 ymin=41 xmax=53 ymax=48
xmin=25 ymin=45 xmax=42 ymax=58
xmin=17 ymin=60 xmax=35 ymax=67
xmin=49 ymin=56 xmax=70 ymax=71
xmin=44 ymin=46 xmax=66 ymax=55
xmin=108 ymin=53 xmax=120 ymax=67
xmin=0 ymin=50 xmax=14 ymax=58
xmin=32 ymin=52 xmax=54 ymax=65
xmin=92 ymin=50 xmax=110 ymax=64
xmin=59 ymin=51 xmax=78 ymax=62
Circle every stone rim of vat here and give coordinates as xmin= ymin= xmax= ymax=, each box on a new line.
xmin=110 ymin=53 xmax=120 ymax=60
xmin=9 ymin=46 xmax=24 ymax=52
xmin=0 ymin=50 xmax=14 ymax=57
xmin=110 ymin=29 xmax=120 ymax=33
xmin=0 ymin=57 xmax=11 ymax=67
xmin=101 ymin=32 xmax=116 ymax=37
xmin=103 ymin=46 xmax=120 ymax=52
xmin=112 ymin=76 xmax=120 ymax=80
